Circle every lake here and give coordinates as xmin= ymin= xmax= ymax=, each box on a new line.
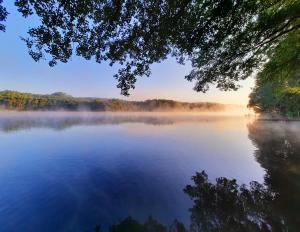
xmin=0 ymin=112 xmax=299 ymax=232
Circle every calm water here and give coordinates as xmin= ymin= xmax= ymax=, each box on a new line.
xmin=0 ymin=112 xmax=299 ymax=232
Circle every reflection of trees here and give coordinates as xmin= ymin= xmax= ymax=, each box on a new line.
xmin=95 ymin=217 xmax=187 ymax=232
xmin=2 ymin=116 xmax=297 ymax=231
xmin=0 ymin=114 xmax=236 ymax=132
xmin=95 ymin=120 xmax=299 ymax=232
xmin=184 ymin=171 xmax=284 ymax=232
xmin=109 ymin=217 xmax=167 ymax=232
xmin=182 ymin=121 xmax=299 ymax=232
xmin=0 ymin=115 xmax=175 ymax=132
xmin=248 ymin=120 xmax=300 ymax=231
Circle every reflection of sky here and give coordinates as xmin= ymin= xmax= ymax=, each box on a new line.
xmin=0 ymin=1 xmax=254 ymax=105
xmin=0 ymin=114 xmax=264 ymax=231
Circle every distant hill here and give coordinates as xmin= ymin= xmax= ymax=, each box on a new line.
xmin=0 ymin=90 xmax=240 ymax=112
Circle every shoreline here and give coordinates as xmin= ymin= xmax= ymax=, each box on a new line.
xmin=258 ymin=118 xmax=300 ymax=122
xmin=257 ymin=114 xmax=300 ymax=122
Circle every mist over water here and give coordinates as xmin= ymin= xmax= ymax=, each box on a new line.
xmin=0 ymin=110 xmax=252 ymax=132
xmin=0 ymin=112 xmax=298 ymax=231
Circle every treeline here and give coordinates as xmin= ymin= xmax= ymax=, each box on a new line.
xmin=248 ymin=31 xmax=300 ymax=118
xmin=0 ymin=90 xmax=227 ymax=112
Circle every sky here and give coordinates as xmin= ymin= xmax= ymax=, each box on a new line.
xmin=0 ymin=1 xmax=254 ymax=105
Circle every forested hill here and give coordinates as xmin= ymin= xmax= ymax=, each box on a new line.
xmin=0 ymin=90 xmax=232 ymax=112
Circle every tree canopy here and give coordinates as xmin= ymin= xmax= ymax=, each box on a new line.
xmin=0 ymin=0 xmax=7 ymax=32
xmin=0 ymin=0 xmax=299 ymax=95
xmin=248 ymin=31 xmax=300 ymax=117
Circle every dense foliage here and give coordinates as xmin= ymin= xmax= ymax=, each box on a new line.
xmin=0 ymin=0 xmax=7 ymax=32
xmin=0 ymin=1 xmax=299 ymax=95
xmin=0 ymin=90 xmax=227 ymax=111
xmin=248 ymin=31 xmax=300 ymax=117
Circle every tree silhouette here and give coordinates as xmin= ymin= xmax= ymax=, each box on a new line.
xmin=0 ymin=1 xmax=299 ymax=95
xmin=0 ymin=0 xmax=7 ymax=32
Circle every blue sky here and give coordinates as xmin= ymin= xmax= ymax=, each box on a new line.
xmin=0 ymin=1 xmax=254 ymax=105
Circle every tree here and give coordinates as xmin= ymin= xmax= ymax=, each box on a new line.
xmin=248 ymin=31 xmax=300 ymax=117
xmin=0 ymin=0 xmax=299 ymax=95
xmin=0 ymin=0 xmax=8 ymax=32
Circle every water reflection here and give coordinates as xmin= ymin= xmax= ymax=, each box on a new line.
xmin=184 ymin=171 xmax=284 ymax=232
xmin=0 ymin=112 xmax=246 ymax=132
xmin=106 ymin=217 xmax=187 ymax=232
xmin=248 ymin=121 xmax=300 ymax=231
xmin=0 ymin=114 xmax=298 ymax=232
xmin=94 ymin=120 xmax=299 ymax=232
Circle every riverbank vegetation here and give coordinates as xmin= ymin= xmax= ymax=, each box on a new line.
xmin=248 ymin=31 xmax=300 ymax=118
xmin=0 ymin=90 xmax=228 ymax=112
